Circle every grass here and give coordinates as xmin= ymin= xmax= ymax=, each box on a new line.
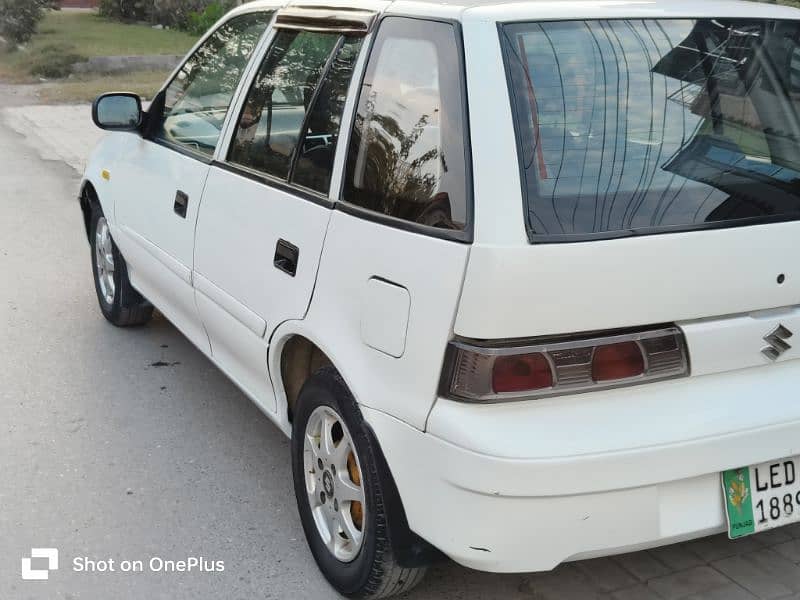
xmin=0 ymin=10 xmax=197 ymax=84
xmin=30 ymin=10 xmax=196 ymax=57
xmin=37 ymin=71 xmax=170 ymax=103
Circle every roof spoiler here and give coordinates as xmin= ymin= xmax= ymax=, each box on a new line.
xmin=274 ymin=5 xmax=378 ymax=35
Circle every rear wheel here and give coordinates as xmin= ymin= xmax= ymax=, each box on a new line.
xmin=90 ymin=205 xmax=153 ymax=327
xmin=291 ymin=368 xmax=427 ymax=598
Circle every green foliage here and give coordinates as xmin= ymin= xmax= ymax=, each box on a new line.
xmin=0 ymin=0 xmax=58 ymax=45
xmin=99 ymin=0 xmax=235 ymax=31
xmin=186 ymin=2 xmax=227 ymax=36
xmin=98 ymin=0 xmax=150 ymax=23
xmin=153 ymin=1 xmax=221 ymax=29
xmin=27 ymin=42 xmax=84 ymax=78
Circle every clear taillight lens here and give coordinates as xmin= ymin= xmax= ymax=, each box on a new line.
xmin=441 ymin=326 xmax=689 ymax=402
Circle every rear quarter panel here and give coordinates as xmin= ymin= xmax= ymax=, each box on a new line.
xmin=270 ymin=211 xmax=470 ymax=432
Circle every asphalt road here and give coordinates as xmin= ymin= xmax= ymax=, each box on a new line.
xmin=0 ymin=116 xmax=340 ymax=598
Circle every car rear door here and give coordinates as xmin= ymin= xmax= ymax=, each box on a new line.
xmin=192 ymin=9 xmax=371 ymax=413
xmin=303 ymin=15 xmax=474 ymax=429
xmin=110 ymin=9 xmax=274 ymax=352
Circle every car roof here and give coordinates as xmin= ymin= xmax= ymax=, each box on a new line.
xmin=238 ymin=0 xmax=800 ymax=22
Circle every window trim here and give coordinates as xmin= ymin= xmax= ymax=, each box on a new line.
xmin=145 ymin=7 xmax=277 ymax=165
xmin=497 ymin=17 xmax=800 ymax=244
xmin=335 ymin=14 xmax=475 ymax=245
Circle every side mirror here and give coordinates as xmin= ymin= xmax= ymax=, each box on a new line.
xmin=92 ymin=93 xmax=143 ymax=132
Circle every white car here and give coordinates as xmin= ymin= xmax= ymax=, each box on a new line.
xmin=82 ymin=0 xmax=800 ymax=596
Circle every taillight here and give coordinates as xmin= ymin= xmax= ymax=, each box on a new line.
xmin=492 ymin=353 xmax=553 ymax=393
xmin=591 ymin=341 xmax=644 ymax=381
xmin=441 ymin=326 xmax=688 ymax=402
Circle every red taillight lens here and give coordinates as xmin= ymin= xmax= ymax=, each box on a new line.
xmin=591 ymin=341 xmax=645 ymax=381
xmin=492 ymin=353 xmax=553 ymax=393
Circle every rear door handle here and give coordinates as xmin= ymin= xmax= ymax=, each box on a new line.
xmin=174 ymin=190 xmax=188 ymax=218
xmin=274 ymin=239 xmax=299 ymax=277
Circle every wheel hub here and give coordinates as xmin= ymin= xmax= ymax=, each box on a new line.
xmin=323 ymin=470 xmax=335 ymax=497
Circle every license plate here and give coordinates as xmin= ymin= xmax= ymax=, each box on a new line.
xmin=722 ymin=456 xmax=800 ymax=539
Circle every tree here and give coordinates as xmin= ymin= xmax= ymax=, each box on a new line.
xmin=97 ymin=0 xmax=150 ymax=23
xmin=0 ymin=0 xmax=58 ymax=45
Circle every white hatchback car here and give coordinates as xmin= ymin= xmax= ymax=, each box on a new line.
xmin=82 ymin=0 xmax=800 ymax=596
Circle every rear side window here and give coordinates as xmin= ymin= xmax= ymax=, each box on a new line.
xmin=342 ymin=18 xmax=469 ymax=233
xmin=154 ymin=12 xmax=272 ymax=156
xmin=501 ymin=19 xmax=800 ymax=241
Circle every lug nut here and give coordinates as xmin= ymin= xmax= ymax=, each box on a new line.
xmin=330 ymin=464 xmax=336 ymax=475
xmin=334 ymin=499 xmax=339 ymax=511
xmin=320 ymin=492 xmax=326 ymax=504
xmin=317 ymin=458 xmax=323 ymax=469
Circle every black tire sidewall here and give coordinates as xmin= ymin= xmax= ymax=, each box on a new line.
xmin=291 ymin=370 xmax=384 ymax=597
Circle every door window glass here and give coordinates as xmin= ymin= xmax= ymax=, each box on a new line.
xmin=342 ymin=18 xmax=469 ymax=232
xmin=227 ymin=30 xmax=341 ymax=180
xmin=291 ymin=37 xmax=363 ymax=193
xmin=154 ymin=12 xmax=272 ymax=156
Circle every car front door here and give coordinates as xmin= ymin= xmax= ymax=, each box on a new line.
xmin=110 ymin=10 xmax=274 ymax=351
xmin=192 ymin=13 xmax=368 ymax=413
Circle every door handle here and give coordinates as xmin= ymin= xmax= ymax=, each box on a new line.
xmin=274 ymin=239 xmax=299 ymax=277
xmin=174 ymin=190 xmax=188 ymax=218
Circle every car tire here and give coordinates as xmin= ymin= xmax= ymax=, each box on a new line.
xmin=291 ymin=367 xmax=427 ymax=599
xmin=90 ymin=204 xmax=153 ymax=327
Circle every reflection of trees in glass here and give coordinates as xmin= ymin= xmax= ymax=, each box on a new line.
xmin=166 ymin=13 xmax=270 ymax=115
xmin=245 ymin=31 xmax=338 ymax=116
xmin=343 ymin=18 xmax=467 ymax=231
xmin=292 ymin=37 xmax=364 ymax=193
xmin=353 ymin=92 xmax=440 ymax=218
xmin=229 ymin=30 xmax=340 ymax=178
xmin=156 ymin=12 xmax=270 ymax=154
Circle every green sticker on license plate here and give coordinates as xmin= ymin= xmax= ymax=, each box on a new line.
xmin=722 ymin=467 xmax=755 ymax=538
xmin=723 ymin=457 xmax=800 ymax=539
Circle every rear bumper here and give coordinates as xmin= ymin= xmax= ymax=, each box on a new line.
xmin=363 ymin=360 xmax=800 ymax=572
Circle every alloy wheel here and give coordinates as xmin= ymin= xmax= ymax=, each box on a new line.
xmin=95 ymin=216 xmax=115 ymax=305
xmin=303 ymin=405 xmax=366 ymax=562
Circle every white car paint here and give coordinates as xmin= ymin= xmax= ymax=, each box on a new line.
xmin=360 ymin=278 xmax=411 ymax=358
xmin=82 ymin=0 xmax=800 ymax=576
xmin=111 ymin=137 xmax=212 ymax=353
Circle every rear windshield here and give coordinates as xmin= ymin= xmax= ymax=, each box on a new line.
xmin=501 ymin=19 xmax=800 ymax=241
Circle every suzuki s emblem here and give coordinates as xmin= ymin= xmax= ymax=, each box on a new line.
xmin=762 ymin=324 xmax=793 ymax=361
